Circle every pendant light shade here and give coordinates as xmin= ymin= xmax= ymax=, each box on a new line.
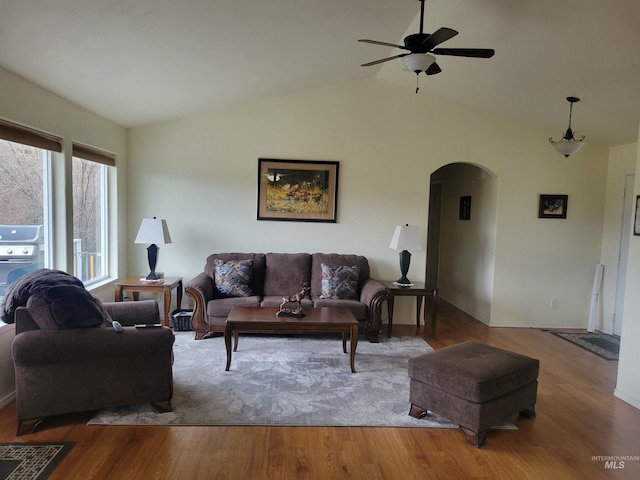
xmin=549 ymin=97 xmax=585 ymax=158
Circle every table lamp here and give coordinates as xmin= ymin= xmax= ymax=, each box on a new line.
xmin=389 ymin=224 xmax=423 ymax=286
xmin=135 ymin=217 xmax=172 ymax=280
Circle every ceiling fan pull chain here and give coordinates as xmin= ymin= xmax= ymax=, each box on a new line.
xmin=415 ymin=75 xmax=420 ymax=94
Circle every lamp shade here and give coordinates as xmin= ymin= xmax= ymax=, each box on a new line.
xmin=401 ymin=53 xmax=435 ymax=73
xmin=549 ymin=138 xmax=585 ymax=158
xmin=135 ymin=218 xmax=172 ymax=245
xmin=389 ymin=225 xmax=423 ymax=251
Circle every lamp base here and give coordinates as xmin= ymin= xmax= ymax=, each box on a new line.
xmin=145 ymin=244 xmax=159 ymax=280
xmin=396 ymin=250 xmax=412 ymax=286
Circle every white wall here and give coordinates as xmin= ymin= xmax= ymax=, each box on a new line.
xmin=615 ymin=126 xmax=640 ymax=409
xmin=600 ymin=144 xmax=637 ymax=333
xmin=128 ymin=78 xmax=609 ymax=330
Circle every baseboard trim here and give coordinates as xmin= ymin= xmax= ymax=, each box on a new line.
xmin=0 ymin=391 xmax=15 ymax=409
xmin=614 ymin=388 xmax=640 ymax=410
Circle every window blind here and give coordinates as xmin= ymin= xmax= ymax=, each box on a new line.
xmin=72 ymin=142 xmax=116 ymax=167
xmin=0 ymin=118 xmax=63 ymax=152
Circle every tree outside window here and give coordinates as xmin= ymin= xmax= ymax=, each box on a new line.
xmin=72 ymin=156 xmax=107 ymax=283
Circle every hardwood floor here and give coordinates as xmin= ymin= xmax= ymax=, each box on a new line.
xmin=1 ymin=299 xmax=639 ymax=479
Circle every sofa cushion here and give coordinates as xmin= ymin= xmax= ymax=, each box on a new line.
xmin=311 ymin=254 xmax=369 ymax=298
xmin=263 ymin=253 xmax=311 ymax=296
xmin=320 ymin=264 xmax=360 ymax=300
xmin=207 ymin=296 xmax=262 ymax=317
xmin=261 ymin=295 xmax=313 ymax=308
xmin=204 ymin=253 xmax=266 ymax=297
xmin=312 ymin=298 xmax=369 ymax=321
xmin=214 ymin=259 xmax=253 ymax=297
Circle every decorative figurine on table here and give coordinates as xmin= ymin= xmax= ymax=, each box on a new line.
xmin=277 ymin=283 xmax=311 ymax=317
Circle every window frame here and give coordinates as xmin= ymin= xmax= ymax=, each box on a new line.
xmin=0 ymin=119 xmax=118 ymax=289
xmin=71 ymin=142 xmax=116 ymax=286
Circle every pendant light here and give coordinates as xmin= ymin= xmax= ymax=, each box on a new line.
xmin=549 ymin=97 xmax=585 ymax=157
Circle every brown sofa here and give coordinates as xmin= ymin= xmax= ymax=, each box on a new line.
xmin=12 ymin=300 xmax=175 ymax=435
xmin=185 ymin=253 xmax=386 ymax=342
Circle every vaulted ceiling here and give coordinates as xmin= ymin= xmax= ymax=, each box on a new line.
xmin=1 ymin=0 xmax=639 ymax=146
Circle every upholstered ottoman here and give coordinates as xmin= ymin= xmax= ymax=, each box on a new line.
xmin=408 ymin=341 xmax=539 ymax=447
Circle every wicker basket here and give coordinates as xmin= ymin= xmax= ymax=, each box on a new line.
xmin=171 ymin=309 xmax=193 ymax=331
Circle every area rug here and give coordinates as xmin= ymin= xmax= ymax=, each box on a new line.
xmin=89 ymin=333 xmax=516 ymax=430
xmin=551 ymin=331 xmax=620 ymax=360
xmin=0 ymin=443 xmax=74 ymax=480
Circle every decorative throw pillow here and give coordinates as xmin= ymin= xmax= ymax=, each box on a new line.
xmin=214 ymin=259 xmax=253 ymax=297
xmin=320 ymin=264 xmax=360 ymax=300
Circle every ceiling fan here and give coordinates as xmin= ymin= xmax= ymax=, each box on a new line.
xmin=359 ymin=0 xmax=495 ymax=92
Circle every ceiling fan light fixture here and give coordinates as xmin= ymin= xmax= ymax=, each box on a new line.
xmin=358 ymin=0 xmax=494 ymax=94
xmin=401 ymin=53 xmax=435 ymax=74
xmin=549 ymin=97 xmax=586 ymax=157
xmin=402 ymin=53 xmax=436 ymax=93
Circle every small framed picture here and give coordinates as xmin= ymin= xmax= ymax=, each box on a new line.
xmin=634 ymin=196 xmax=640 ymax=236
xmin=538 ymin=194 xmax=568 ymax=219
xmin=459 ymin=196 xmax=471 ymax=220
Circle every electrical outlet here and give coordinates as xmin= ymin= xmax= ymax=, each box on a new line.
xmin=550 ymin=299 xmax=558 ymax=309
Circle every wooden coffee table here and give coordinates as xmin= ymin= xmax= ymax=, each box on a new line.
xmin=224 ymin=306 xmax=358 ymax=373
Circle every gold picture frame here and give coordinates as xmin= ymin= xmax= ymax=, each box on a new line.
xmin=257 ymin=158 xmax=339 ymax=222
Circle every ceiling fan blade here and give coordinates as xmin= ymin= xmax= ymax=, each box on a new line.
xmin=425 ymin=62 xmax=441 ymax=75
xmin=432 ymin=48 xmax=495 ymax=58
xmin=361 ymin=53 xmax=408 ymax=67
xmin=420 ymin=27 xmax=458 ymax=51
xmin=358 ymin=39 xmax=406 ymax=50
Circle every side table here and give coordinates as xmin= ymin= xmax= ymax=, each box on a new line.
xmin=114 ymin=276 xmax=183 ymax=327
xmin=379 ymin=281 xmax=438 ymax=339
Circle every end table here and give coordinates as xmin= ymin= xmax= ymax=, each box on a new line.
xmin=114 ymin=276 xmax=183 ymax=327
xmin=380 ymin=281 xmax=438 ymax=339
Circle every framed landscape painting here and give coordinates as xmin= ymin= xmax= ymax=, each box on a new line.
xmin=257 ymin=158 xmax=339 ymax=222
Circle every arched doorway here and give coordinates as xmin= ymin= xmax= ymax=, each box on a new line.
xmin=426 ymin=162 xmax=498 ymax=324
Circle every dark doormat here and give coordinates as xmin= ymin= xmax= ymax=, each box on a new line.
xmin=0 ymin=442 xmax=74 ymax=480
xmin=551 ymin=331 xmax=620 ymax=360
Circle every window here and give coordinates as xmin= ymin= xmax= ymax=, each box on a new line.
xmin=0 ymin=120 xmax=116 ymax=292
xmin=0 ymin=140 xmax=48 ymax=227
xmin=0 ymin=120 xmax=57 ymax=298
xmin=72 ymin=143 xmax=115 ymax=285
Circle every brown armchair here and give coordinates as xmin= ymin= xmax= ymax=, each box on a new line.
xmin=12 ymin=300 xmax=174 ymax=435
